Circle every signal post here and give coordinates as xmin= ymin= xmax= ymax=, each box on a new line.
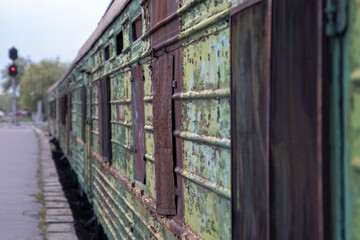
xmin=8 ymin=47 xmax=18 ymax=125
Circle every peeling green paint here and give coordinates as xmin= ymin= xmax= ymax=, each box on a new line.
xmin=184 ymin=179 xmax=231 ymax=240
xmin=180 ymin=1 xmax=232 ymax=238
xmin=47 ymin=0 xmax=245 ymax=238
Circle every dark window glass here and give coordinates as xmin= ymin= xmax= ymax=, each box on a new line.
xmin=98 ymin=76 xmax=112 ymax=163
xmin=60 ymin=94 xmax=68 ymax=125
xmin=116 ymin=31 xmax=123 ymax=55
xmin=49 ymin=100 xmax=56 ymax=119
xmin=104 ymin=45 xmax=110 ymax=61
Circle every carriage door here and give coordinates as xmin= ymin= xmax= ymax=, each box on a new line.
xmin=270 ymin=1 xmax=324 ymax=239
xmin=231 ymin=0 xmax=325 ymax=239
xmin=230 ymin=1 xmax=271 ymax=239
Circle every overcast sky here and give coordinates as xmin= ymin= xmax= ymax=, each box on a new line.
xmin=0 ymin=0 xmax=111 ymax=89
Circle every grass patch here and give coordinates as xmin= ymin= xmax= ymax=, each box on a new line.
xmin=17 ymin=116 xmax=33 ymax=122
xmin=0 ymin=116 xmax=33 ymax=123
xmin=33 ymin=128 xmax=47 ymax=240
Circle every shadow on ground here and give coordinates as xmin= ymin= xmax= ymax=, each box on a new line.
xmin=51 ymin=150 xmax=107 ymax=240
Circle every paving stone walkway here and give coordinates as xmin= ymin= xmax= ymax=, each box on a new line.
xmin=0 ymin=124 xmax=43 ymax=240
xmin=34 ymin=127 xmax=78 ymax=240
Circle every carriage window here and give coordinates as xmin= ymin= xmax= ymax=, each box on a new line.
xmin=60 ymin=94 xmax=68 ymax=126
xmin=132 ymin=16 xmax=142 ymax=42
xmin=49 ymin=100 xmax=56 ymax=119
xmin=116 ymin=31 xmax=123 ymax=55
xmin=104 ymin=45 xmax=110 ymax=61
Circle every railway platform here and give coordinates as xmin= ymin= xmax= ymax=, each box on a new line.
xmin=0 ymin=123 xmax=77 ymax=240
xmin=33 ymin=126 xmax=78 ymax=240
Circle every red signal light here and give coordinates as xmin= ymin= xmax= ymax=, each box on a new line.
xmin=8 ymin=64 xmax=18 ymax=77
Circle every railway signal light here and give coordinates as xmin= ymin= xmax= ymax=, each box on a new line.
xmin=8 ymin=64 xmax=18 ymax=77
xmin=9 ymin=47 xmax=18 ymax=60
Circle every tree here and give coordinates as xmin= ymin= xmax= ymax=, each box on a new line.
xmin=0 ymin=93 xmax=12 ymax=112
xmin=1 ymin=57 xmax=31 ymax=92
xmin=19 ymin=59 xmax=68 ymax=113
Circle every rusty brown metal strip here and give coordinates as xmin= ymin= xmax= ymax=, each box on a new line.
xmin=149 ymin=0 xmax=180 ymax=51
xmin=153 ymin=54 xmax=176 ymax=216
xmin=151 ymin=35 xmax=179 ymax=53
xmin=231 ymin=1 xmax=270 ymax=239
xmin=168 ymin=219 xmax=185 ymax=237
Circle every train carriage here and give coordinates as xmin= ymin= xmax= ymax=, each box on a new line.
xmin=47 ymin=0 xmax=360 ymax=239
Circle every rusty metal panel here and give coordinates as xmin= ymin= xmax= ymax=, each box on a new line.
xmin=149 ymin=0 xmax=180 ymax=48
xmin=153 ymin=54 xmax=176 ymax=215
xmin=231 ymin=1 xmax=270 ymax=239
xmin=149 ymin=0 xmax=178 ymax=26
xmin=132 ymin=66 xmax=146 ymax=183
xmin=270 ymin=0 xmax=323 ymax=239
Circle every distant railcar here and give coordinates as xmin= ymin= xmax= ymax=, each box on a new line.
xmin=48 ymin=0 xmax=360 ymax=239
